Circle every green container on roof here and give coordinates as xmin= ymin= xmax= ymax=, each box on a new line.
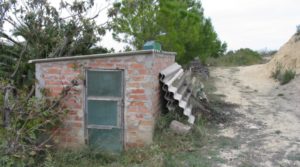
xmin=143 ymin=41 xmax=161 ymax=51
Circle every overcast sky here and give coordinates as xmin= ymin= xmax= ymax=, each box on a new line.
xmin=5 ymin=0 xmax=300 ymax=52
xmin=101 ymin=0 xmax=300 ymax=51
xmin=201 ymin=0 xmax=300 ymax=51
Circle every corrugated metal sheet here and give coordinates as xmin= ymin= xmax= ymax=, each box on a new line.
xmin=159 ymin=63 xmax=195 ymax=124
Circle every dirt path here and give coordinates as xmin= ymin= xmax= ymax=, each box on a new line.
xmin=210 ymin=65 xmax=300 ymax=167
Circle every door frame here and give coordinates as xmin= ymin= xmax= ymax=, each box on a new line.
xmin=84 ymin=68 xmax=125 ymax=150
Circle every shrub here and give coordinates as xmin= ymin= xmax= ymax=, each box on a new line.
xmin=271 ymin=64 xmax=296 ymax=85
xmin=0 ymin=81 xmax=77 ymax=166
xmin=206 ymin=48 xmax=262 ymax=66
xmin=296 ymin=25 xmax=300 ymax=35
xmin=280 ymin=69 xmax=296 ymax=85
xmin=259 ymin=49 xmax=277 ymax=57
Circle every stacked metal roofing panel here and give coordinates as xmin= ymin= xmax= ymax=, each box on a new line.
xmin=159 ymin=63 xmax=195 ymax=124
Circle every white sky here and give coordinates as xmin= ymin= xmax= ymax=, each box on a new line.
xmin=4 ymin=0 xmax=300 ymax=51
xmin=201 ymin=0 xmax=300 ymax=51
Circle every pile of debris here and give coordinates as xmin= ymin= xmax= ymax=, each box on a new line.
xmin=159 ymin=61 xmax=210 ymax=134
xmin=188 ymin=59 xmax=210 ymax=79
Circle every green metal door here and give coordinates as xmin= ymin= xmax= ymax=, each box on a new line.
xmin=86 ymin=69 xmax=124 ymax=152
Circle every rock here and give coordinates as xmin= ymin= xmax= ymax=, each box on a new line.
xmin=248 ymin=125 xmax=260 ymax=130
xmin=169 ymin=120 xmax=192 ymax=135
xmin=219 ymin=123 xmax=224 ymax=128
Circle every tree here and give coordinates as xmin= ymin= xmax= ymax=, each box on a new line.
xmin=108 ymin=0 xmax=160 ymax=49
xmin=297 ymin=25 xmax=300 ymax=35
xmin=109 ymin=0 xmax=226 ymax=64
xmin=0 ymin=0 xmax=108 ymax=86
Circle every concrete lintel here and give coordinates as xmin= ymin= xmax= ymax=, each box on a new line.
xmin=29 ymin=50 xmax=176 ymax=64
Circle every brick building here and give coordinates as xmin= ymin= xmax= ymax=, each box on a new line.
xmin=29 ymin=50 xmax=175 ymax=151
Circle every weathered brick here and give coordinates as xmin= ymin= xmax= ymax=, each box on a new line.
xmin=130 ymin=63 xmax=144 ymax=69
xmin=115 ymin=64 xmax=126 ymax=69
xmin=138 ymin=106 xmax=149 ymax=112
xmin=132 ymin=76 xmax=144 ymax=81
xmin=63 ymin=69 xmax=80 ymax=75
xmin=129 ymin=95 xmax=147 ymax=100
xmin=45 ymin=80 xmax=62 ymax=85
xmin=67 ymin=63 xmax=76 ymax=68
xmin=131 ymin=89 xmax=145 ymax=94
xmin=143 ymin=82 xmax=153 ymax=88
xmin=138 ymin=69 xmax=148 ymax=75
xmin=47 ymin=86 xmax=63 ymax=93
xmin=127 ymin=69 xmax=135 ymax=75
xmin=130 ymin=101 xmax=145 ymax=106
xmin=135 ymin=113 xmax=144 ymax=119
xmin=74 ymin=116 xmax=83 ymax=121
xmin=47 ymin=67 xmax=61 ymax=74
xmin=110 ymin=59 xmax=122 ymax=63
xmin=101 ymin=63 xmax=114 ymax=68
xmin=128 ymin=82 xmax=140 ymax=87
xmin=68 ymin=110 xmax=77 ymax=115
xmin=71 ymin=122 xmax=82 ymax=128
xmin=126 ymin=143 xmax=138 ymax=148
xmin=128 ymin=106 xmax=139 ymax=112
xmin=140 ymin=121 xmax=153 ymax=126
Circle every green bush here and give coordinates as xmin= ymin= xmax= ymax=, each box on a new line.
xmin=271 ymin=64 xmax=296 ymax=85
xmin=280 ymin=69 xmax=296 ymax=85
xmin=206 ymin=48 xmax=262 ymax=66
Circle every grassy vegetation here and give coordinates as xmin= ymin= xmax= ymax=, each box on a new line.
xmin=271 ymin=64 xmax=296 ymax=85
xmin=206 ymin=48 xmax=262 ymax=66
xmin=48 ymin=125 xmax=233 ymax=167
xmin=47 ymin=115 xmax=212 ymax=167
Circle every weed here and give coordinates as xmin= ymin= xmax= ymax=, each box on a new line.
xmin=271 ymin=64 xmax=296 ymax=85
xmin=280 ymin=69 xmax=296 ymax=85
xmin=277 ymin=93 xmax=284 ymax=97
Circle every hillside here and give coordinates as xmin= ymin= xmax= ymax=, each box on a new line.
xmin=267 ymin=34 xmax=300 ymax=74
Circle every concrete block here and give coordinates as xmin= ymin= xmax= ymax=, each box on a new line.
xmin=169 ymin=120 xmax=191 ymax=135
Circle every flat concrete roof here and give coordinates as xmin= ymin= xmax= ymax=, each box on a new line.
xmin=29 ymin=50 xmax=176 ymax=64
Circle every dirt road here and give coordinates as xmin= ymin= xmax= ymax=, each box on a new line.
xmin=210 ymin=65 xmax=300 ymax=167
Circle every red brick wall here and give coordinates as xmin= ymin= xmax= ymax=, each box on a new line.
xmin=151 ymin=54 xmax=176 ymax=127
xmin=35 ymin=52 xmax=175 ymax=148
